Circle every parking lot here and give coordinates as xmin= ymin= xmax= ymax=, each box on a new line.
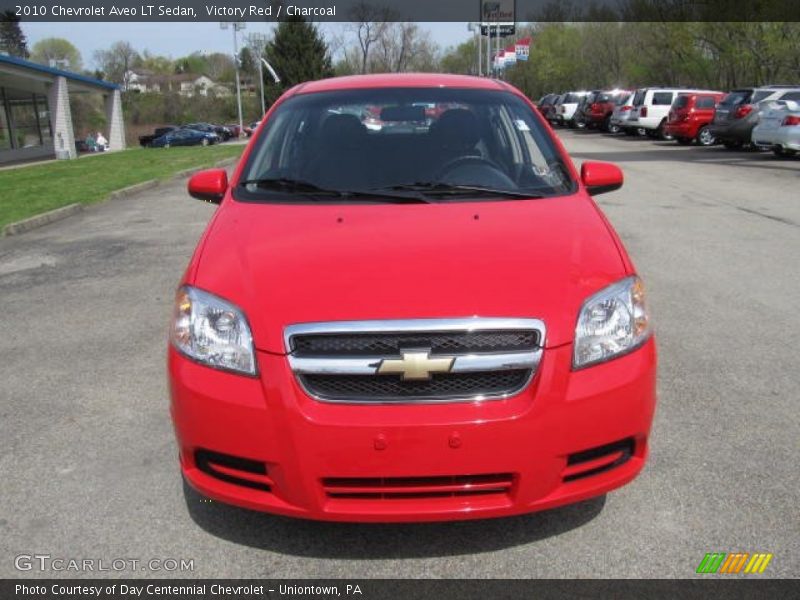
xmin=1 ymin=130 xmax=797 ymax=578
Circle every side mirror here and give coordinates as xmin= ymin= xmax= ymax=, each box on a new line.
xmin=581 ymin=161 xmax=623 ymax=196
xmin=187 ymin=169 xmax=228 ymax=204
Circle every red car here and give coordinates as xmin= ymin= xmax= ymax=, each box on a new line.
xmin=585 ymin=89 xmax=632 ymax=132
xmin=664 ymin=92 xmax=726 ymax=145
xmin=170 ymin=73 xmax=657 ymax=522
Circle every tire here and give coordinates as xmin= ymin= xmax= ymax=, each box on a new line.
xmin=723 ymin=140 xmax=743 ymax=150
xmin=773 ymin=146 xmax=797 ymax=157
xmin=676 ymin=137 xmax=692 ymax=145
xmin=636 ymin=127 xmax=647 ymax=136
xmin=696 ymin=126 xmax=715 ymax=146
xmin=201 ymin=138 xmax=210 ymax=146
xmin=605 ymin=117 xmax=620 ymax=134
xmin=164 ymin=142 xmax=170 ymax=149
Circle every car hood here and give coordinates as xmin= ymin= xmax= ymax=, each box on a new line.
xmin=193 ymin=196 xmax=628 ymax=353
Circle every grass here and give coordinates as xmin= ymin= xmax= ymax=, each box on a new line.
xmin=0 ymin=144 xmax=244 ymax=231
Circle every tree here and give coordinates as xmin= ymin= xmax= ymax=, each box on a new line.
xmin=0 ymin=11 xmax=29 ymax=58
xmin=440 ymin=39 xmax=480 ymax=76
xmin=347 ymin=2 xmax=393 ymax=74
xmin=31 ymin=37 xmax=82 ymax=71
xmin=265 ymin=16 xmax=333 ymax=97
xmin=94 ymin=41 xmax=141 ymax=89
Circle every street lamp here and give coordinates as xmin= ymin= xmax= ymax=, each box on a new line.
xmin=248 ymin=32 xmax=268 ymax=117
xmin=467 ymin=22 xmax=481 ymax=77
xmin=220 ymin=21 xmax=245 ymax=138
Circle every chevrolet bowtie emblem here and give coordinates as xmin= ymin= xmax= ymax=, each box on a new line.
xmin=377 ymin=350 xmax=455 ymax=381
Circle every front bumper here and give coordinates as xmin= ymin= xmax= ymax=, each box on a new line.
xmin=170 ymin=338 xmax=657 ymax=522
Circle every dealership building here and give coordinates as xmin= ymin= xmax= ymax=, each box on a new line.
xmin=0 ymin=53 xmax=125 ymax=165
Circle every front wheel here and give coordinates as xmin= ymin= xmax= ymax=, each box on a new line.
xmin=605 ymin=117 xmax=620 ymax=134
xmin=696 ymin=126 xmax=715 ymax=146
xmin=201 ymin=138 xmax=210 ymax=146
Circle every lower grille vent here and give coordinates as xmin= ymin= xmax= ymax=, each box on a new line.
xmin=195 ymin=449 xmax=272 ymax=492
xmin=322 ymin=473 xmax=514 ymax=500
xmin=563 ymin=438 xmax=635 ymax=482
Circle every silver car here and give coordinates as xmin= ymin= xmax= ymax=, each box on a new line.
xmin=610 ymin=92 xmax=643 ymax=135
xmin=751 ymin=97 xmax=800 ymax=157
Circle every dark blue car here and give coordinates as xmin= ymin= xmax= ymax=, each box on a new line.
xmin=149 ymin=129 xmax=218 ymax=148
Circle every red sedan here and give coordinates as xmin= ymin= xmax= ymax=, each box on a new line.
xmin=169 ymin=73 xmax=657 ymax=522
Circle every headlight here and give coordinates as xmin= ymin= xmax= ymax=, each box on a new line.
xmin=170 ymin=286 xmax=256 ymax=375
xmin=573 ymin=276 xmax=651 ymax=369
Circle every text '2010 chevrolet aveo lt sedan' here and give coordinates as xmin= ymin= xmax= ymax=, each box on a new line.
xmin=169 ymin=73 xmax=656 ymax=522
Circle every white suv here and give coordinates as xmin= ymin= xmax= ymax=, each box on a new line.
xmin=557 ymin=91 xmax=589 ymax=127
xmin=628 ymin=87 xmax=719 ymax=139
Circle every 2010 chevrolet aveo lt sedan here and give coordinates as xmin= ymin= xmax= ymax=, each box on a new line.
xmin=169 ymin=73 xmax=656 ymax=522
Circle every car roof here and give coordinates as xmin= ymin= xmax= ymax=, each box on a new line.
xmin=294 ymin=73 xmax=508 ymax=95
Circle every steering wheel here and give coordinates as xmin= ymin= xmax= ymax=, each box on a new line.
xmin=434 ymin=155 xmax=506 ymax=182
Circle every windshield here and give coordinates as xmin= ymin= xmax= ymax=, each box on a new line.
xmin=236 ymin=88 xmax=575 ymax=203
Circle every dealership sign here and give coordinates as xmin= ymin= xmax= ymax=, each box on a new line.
xmin=480 ymin=0 xmax=515 ymax=37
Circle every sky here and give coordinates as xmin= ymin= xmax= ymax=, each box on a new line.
xmin=22 ymin=22 xmax=473 ymax=69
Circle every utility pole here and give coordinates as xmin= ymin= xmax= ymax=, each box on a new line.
xmin=220 ymin=21 xmax=245 ymax=138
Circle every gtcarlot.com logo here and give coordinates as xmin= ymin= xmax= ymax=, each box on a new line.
xmin=14 ymin=554 xmax=194 ymax=572
xmin=697 ymin=552 xmax=773 ymax=574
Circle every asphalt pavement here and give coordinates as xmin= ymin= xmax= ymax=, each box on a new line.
xmin=1 ymin=131 xmax=798 ymax=578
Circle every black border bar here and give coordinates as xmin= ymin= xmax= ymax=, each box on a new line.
xmin=2 ymin=0 xmax=800 ymax=22
xmin=2 ymin=579 xmax=798 ymax=600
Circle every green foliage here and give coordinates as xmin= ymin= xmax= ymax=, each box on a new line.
xmin=0 ymin=10 xmax=29 ymax=58
xmin=440 ymin=39 xmax=480 ymax=76
xmin=265 ymin=16 xmax=334 ymax=99
xmin=30 ymin=37 xmax=82 ymax=71
xmin=504 ymin=22 xmax=800 ymax=100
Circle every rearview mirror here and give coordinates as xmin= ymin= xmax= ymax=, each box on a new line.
xmin=581 ymin=161 xmax=623 ymax=196
xmin=187 ymin=169 xmax=228 ymax=204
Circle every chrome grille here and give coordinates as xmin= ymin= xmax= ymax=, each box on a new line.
xmin=285 ymin=318 xmax=545 ymax=404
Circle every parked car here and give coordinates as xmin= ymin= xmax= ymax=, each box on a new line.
xmin=170 ymin=73 xmax=656 ymax=523
xmin=139 ymin=126 xmax=178 ymax=147
xmin=628 ymin=87 xmax=720 ymax=140
xmin=536 ymin=93 xmax=560 ymax=123
xmin=710 ymin=86 xmax=800 ymax=150
xmin=583 ymin=89 xmax=631 ymax=132
xmin=572 ymin=91 xmax=603 ymax=129
xmin=246 ymin=121 xmax=260 ymax=137
xmin=150 ymin=128 xmax=218 ymax=148
xmin=183 ymin=123 xmax=233 ymax=141
xmin=558 ymin=91 xmax=590 ymax=128
xmin=610 ymin=92 xmax=643 ymax=135
xmin=226 ymin=124 xmax=242 ymax=138
xmin=751 ymin=98 xmax=800 ymax=157
xmin=547 ymin=94 xmax=564 ymax=125
xmin=663 ymin=91 xmax=726 ymax=146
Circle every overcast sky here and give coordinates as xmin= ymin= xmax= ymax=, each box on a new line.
xmin=22 ymin=22 xmax=472 ymax=69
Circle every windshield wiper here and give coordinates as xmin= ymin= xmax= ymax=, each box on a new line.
xmin=380 ymin=182 xmax=544 ymax=199
xmin=238 ymin=177 xmax=432 ymax=203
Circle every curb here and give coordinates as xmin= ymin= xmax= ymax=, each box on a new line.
xmin=2 ymin=203 xmax=83 ymax=237
xmin=1 ymin=156 xmax=239 ymax=238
